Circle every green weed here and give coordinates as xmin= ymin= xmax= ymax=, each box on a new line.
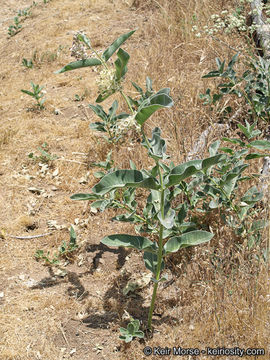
xmin=35 ymin=226 xmax=78 ymax=265
xmin=21 ymin=81 xmax=46 ymax=109
xmin=28 ymin=142 xmax=58 ymax=163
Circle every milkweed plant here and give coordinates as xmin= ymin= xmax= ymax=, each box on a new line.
xmin=56 ymin=30 xmax=269 ymax=336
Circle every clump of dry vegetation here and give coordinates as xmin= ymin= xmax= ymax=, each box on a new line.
xmin=0 ymin=0 xmax=269 ymax=359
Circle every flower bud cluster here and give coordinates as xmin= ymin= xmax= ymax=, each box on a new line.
xmin=70 ymin=31 xmax=89 ymax=60
xmin=96 ymin=67 xmax=122 ymax=97
xmin=113 ymin=114 xmax=141 ymax=137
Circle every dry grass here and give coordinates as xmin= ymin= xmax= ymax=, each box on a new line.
xmin=0 ymin=0 xmax=269 ymax=359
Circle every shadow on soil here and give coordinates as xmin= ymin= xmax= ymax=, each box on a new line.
xmin=31 ymin=243 xmax=179 ymax=330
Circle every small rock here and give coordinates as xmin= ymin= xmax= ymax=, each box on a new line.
xmin=70 ymin=348 xmax=76 ymax=356
xmin=28 ymin=187 xmax=42 ymax=194
xmin=25 ymin=279 xmax=38 ymax=288
xmin=52 ymin=168 xmax=59 ymax=178
xmin=90 ymin=207 xmax=98 ymax=214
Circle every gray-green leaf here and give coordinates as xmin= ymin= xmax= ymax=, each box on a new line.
xmin=102 ymin=30 xmax=136 ymax=62
xmin=55 ymin=58 xmax=102 ymax=74
xmin=101 ymin=234 xmax=153 ymax=251
xmin=135 ymin=93 xmax=174 ymax=126
xmin=92 ymin=169 xmax=160 ymax=195
xmin=164 ymin=230 xmax=214 ymax=255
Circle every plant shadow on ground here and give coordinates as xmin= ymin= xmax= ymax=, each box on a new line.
xmin=30 ymin=267 xmax=90 ymax=301
xmin=31 ymin=242 xmax=179 ymax=331
xmin=82 ymin=270 xmax=179 ymax=331
xmin=30 ymin=243 xmax=129 ymax=296
xmin=85 ymin=242 xmax=129 ymax=274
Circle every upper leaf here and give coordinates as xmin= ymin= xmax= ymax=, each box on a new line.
xmin=142 ymin=127 xmax=168 ymax=160
xmin=102 ymin=30 xmax=136 ymax=62
xmin=92 ymin=169 xmax=160 ymax=195
xmin=135 ymin=93 xmax=173 ymax=126
xmin=21 ymin=89 xmax=34 ymax=97
xmin=114 ymin=48 xmax=130 ymax=81
xmin=89 ymin=104 xmax=108 ymax=122
xmin=166 ymin=155 xmax=224 ymax=187
xmin=55 ymin=58 xmax=102 ymax=74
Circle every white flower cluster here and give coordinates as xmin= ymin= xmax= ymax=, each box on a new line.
xmin=113 ymin=114 xmax=141 ymax=137
xmin=70 ymin=31 xmax=88 ymax=60
xmin=192 ymin=1 xmax=270 ymax=39
xmin=96 ymin=67 xmax=122 ymax=97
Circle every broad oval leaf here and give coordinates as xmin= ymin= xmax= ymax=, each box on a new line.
xmin=135 ymin=93 xmax=174 ymax=126
xmin=114 ymin=48 xmax=130 ymax=81
xmin=89 ymin=104 xmax=108 ymax=121
xmin=143 ymin=251 xmax=164 ymax=275
xmin=241 ymin=186 xmax=262 ymax=205
xmin=201 ymin=154 xmax=226 ymax=170
xmin=221 ymin=164 xmax=249 ymax=196
xmin=102 ymin=30 xmax=136 ymax=62
xmin=166 ymin=155 xmax=225 ymax=187
xmin=92 ymin=169 xmax=160 ymax=195
xmin=89 ymin=122 xmax=106 ymax=132
xmin=209 ymin=140 xmax=221 ymax=156
xmin=101 ymin=234 xmax=153 ymax=251
xmin=55 ymin=58 xmax=102 ymax=74
xmin=249 ymin=140 xmax=270 ymax=151
xmin=166 ymin=160 xmax=202 ymax=187
xmin=164 ymin=230 xmax=214 ymax=255
xmin=245 ymin=153 xmax=269 ymax=160
xmin=155 ymin=88 xmax=171 ymax=96
xmin=70 ymin=193 xmax=101 ymax=201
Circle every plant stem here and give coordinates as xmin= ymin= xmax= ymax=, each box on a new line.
xmin=147 ymin=219 xmax=164 ymax=330
xmin=83 ymin=40 xmax=109 ymax=70
xmin=139 ymin=127 xmax=166 ymax=330
xmin=111 ymin=200 xmax=150 ymax=224
xmin=120 ymin=90 xmax=134 ymax=114
xmin=147 ymin=159 xmax=165 ymax=330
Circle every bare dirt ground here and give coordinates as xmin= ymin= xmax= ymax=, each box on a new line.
xmin=0 ymin=0 xmax=269 ymax=359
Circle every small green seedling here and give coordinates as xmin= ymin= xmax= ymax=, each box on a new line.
xmin=21 ymin=81 xmax=46 ymax=109
xmin=8 ymin=17 xmax=22 ymax=37
xmin=28 ymin=142 xmax=58 ymax=163
xmin=17 ymin=7 xmax=31 ymax=18
xmin=58 ymin=226 xmax=78 ymax=258
xmin=119 ymin=319 xmax=144 ymax=343
xmin=74 ymin=93 xmax=85 ymax=102
xmin=89 ymin=150 xmax=115 ymax=178
xmin=35 ymin=249 xmax=59 ymax=265
xmin=22 ymin=58 xmax=34 ymax=69
xmin=35 ymin=226 xmax=78 ymax=265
